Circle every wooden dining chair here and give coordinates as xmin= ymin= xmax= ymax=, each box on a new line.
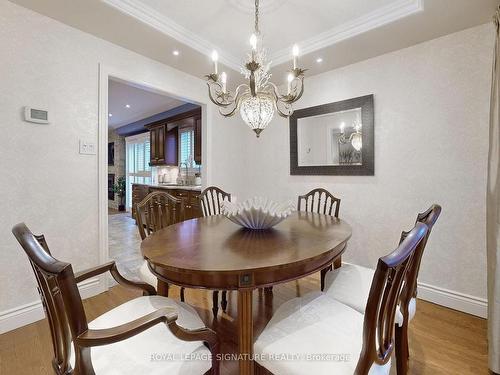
xmin=135 ymin=191 xmax=186 ymax=301
xmin=200 ymin=185 xmax=231 ymax=216
xmin=199 ymin=186 xmax=231 ymax=317
xmin=12 ymin=222 xmax=219 ymax=375
xmin=322 ymin=204 xmax=441 ymax=374
xmin=254 ymin=222 xmax=428 ymax=375
xmin=297 ymin=188 xmax=342 ymax=290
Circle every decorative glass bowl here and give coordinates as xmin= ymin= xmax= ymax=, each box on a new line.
xmin=222 ymin=197 xmax=295 ymax=230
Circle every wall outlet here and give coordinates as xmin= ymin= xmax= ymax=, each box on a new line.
xmin=79 ymin=139 xmax=96 ymax=155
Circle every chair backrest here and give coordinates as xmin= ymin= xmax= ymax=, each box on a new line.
xmin=135 ymin=191 xmax=185 ymax=240
xmin=12 ymin=223 xmax=88 ymax=375
xmin=297 ymin=188 xmax=341 ymax=218
xmin=199 ymin=186 xmax=231 ymax=217
xmin=355 ymin=222 xmax=428 ymax=375
xmin=399 ymin=204 xmax=441 ymax=306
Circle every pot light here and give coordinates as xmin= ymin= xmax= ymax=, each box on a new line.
xmin=316 ymin=58 xmax=323 ymax=63
xmin=108 ymin=113 xmax=113 ymax=117
xmin=125 ymin=104 xmax=131 ymax=108
xmin=173 ymin=50 xmax=180 ymax=56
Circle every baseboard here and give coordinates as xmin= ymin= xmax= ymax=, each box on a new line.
xmin=0 ymin=275 xmax=488 ymax=334
xmin=0 ymin=276 xmax=107 ymax=334
xmin=417 ymin=282 xmax=487 ymax=318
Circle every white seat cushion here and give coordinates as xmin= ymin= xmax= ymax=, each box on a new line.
xmin=139 ymin=260 xmax=158 ymax=288
xmin=71 ymin=296 xmax=211 ymax=374
xmin=323 ymin=263 xmax=416 ymax=325
xmin=255 ymin=291 xmax=391 ymax=375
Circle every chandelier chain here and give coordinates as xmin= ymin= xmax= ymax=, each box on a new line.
xmin=254 ymin=0 xmax=260 ymax=34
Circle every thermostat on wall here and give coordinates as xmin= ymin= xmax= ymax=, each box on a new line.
xmin=24 ymin=107 xmax=49 ymax=124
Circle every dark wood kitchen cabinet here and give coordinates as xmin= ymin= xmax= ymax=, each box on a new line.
xmin=146 ymin=108 xmax=201 ymax=167
xmin=148 ymin=123 xmax=166 ymax=166
xmin=131 ymin=184 xmax=150 ymax=221
xmin=144 ymin=185 xmax=203 ymax=220
xmin=165 ymin=127 xmax=178 ymax=166
xmin=147 ymin=124 xmax=178 ymax=167
xmin=194 ymin=113 xmax=202 ymax=164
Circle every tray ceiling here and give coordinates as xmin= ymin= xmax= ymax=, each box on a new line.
xmin=104 ymin=0 xmax=424 ymax=70
xmin=9 ymin=0 xmax=498 ymax=80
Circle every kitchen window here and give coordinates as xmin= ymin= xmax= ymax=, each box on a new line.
xmin=179 ymin=127 xmax=200 ymax=169
xmin=125 ymin=133 xmax=151 ymax=209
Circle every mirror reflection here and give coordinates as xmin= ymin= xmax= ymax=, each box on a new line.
xmin=297 ymin=108 xmax=363 ymax=167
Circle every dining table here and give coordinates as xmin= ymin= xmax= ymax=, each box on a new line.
xmin=140 ymin=211 xmax=352 ymax=375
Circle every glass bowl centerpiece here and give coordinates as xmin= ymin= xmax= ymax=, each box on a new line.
xmin=222 ymin=197 xmax=295 ymax=230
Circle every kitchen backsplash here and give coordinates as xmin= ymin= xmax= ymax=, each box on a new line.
xmin=152 ymin=166 xmax=202 ymax=185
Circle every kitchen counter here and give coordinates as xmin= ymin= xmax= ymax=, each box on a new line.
xmin=132 ymin=183 xmax=202 ymax=192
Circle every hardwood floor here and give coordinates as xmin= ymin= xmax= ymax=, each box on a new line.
xmin=0 ymin=274 xmax=487 ymax=375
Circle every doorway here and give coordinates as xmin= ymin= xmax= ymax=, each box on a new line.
xmin=99 ymin=68 xmax=207 ymax=288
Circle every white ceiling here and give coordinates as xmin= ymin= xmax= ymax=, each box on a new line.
xmin=9 ymin=0 xmax=498 ymax=80
xmin=116 ymin=0 xmax=412 ymax=69
xmin=108 ymin=79 xmax=186 ymax=129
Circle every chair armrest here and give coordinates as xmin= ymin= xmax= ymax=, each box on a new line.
xmin=75 ymin=261 xmax=156 ymax=296
xmin=168 ymin=322 xmax=220 ymax=374
xmin=74 ymin=261 xmax=115 ymax=283
xmin=75 ymin=307 xmax=178 ymax=347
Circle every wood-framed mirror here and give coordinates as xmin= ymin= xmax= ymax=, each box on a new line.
xmin=290 ymin=94 xmax=374 ymax=176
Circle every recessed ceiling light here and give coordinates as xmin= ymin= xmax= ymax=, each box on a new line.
xmin=125 ymin=104 xmax=131 ymax=108
xmin=316 ymin=58 xmax=323 ymax=63
xmin=173 ymin=50 xmax=180 ymax=56
xmin=108 ymin=113 xmax=113 ymax=117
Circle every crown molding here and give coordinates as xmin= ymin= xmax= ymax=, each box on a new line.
xmin=270 ymin=0 xmax=424 ymax=66
xmin=102 ymin=0 xmax=242 ymax=71
xmin=103 ymin=0 xmax=423 ymax=71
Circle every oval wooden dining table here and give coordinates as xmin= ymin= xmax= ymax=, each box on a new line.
xmin=141 ymin=211 xmax=352 ymax=375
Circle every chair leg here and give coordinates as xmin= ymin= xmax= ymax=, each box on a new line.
xmin=212 ymin=291 xmax=219 ymax=317
xmin=221 ymin=291 xmax=228 ymax=312
xmin=180 ymin=287 xmax=185 ymax=302
xmin=320 ymin=264 xmax=333 ymax=291
xmin=395 ymin=322 xmax=409 ymax=375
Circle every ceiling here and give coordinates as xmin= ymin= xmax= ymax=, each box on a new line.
xmin=10 ymin=0 xmax=498 ymax=82
xmin=108 ymin=79 xmax=186 ymax=129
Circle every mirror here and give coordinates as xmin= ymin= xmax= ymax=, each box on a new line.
xmin=290 ymin=95 xmax=374 ymax=175
xmin=297 ymin=108 xmax=362 ymax=167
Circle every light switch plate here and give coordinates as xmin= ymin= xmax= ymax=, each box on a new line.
xmin=79 ymin=139 xmax=96 ymax=155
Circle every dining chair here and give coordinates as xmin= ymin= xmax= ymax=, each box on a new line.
xmin=297 ymin=188 xmax=342 ymax=290
xmin=12 ymin=222 xmax=219 ymax=375
xmin=135 ymin=191 xmax=186 ymax=301
xmin=199 ymin=186 xmax=231 ymax=317
xmin=254 ymin=222 xmax=428 ymax=375
xmin=322 ymin=204 xmax=441 ymax=374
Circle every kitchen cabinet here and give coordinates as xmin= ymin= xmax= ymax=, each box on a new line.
xmin=165 ymin=127 xmax=178 ymax=166
xmin=134 ymin=184 xmax=203 ymax=221
xmin=131 ymin=184 xmax=150 ymax=221
xmin=194 ymin=114 xmax=202 ymax=164
xmin=146 ymin=108 xmax=201 ymax=167
xmin=148 ymin=123 xmax=166 ymax=166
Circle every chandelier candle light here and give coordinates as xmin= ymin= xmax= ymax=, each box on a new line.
xmin=206 ymin=0 xmax=306 ymax=137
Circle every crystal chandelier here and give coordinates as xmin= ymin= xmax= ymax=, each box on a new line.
xmin=206 ymin=0 xmax=305 ymax=137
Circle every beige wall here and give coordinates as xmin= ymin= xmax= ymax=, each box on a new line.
xmin=0 ymin=0 xmax=493 ymax=329
xmin=235 ymin=24 xmax=493 ymax=315
xmin=0 ymin=0 xmax=247 ymax=325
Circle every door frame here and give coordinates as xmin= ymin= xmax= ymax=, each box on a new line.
xmin=98 ymin=63 xmax=211 ymax=291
